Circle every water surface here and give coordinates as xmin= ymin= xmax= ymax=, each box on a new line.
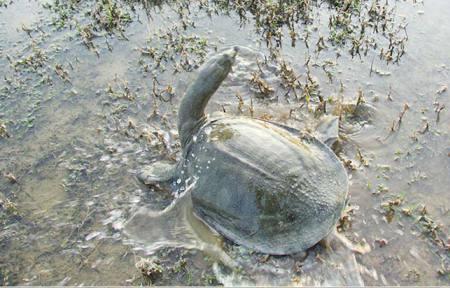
xmin=0 ymin=0 xmax=449 ymax=285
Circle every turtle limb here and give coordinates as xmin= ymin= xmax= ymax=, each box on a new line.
xmin=314 ymin=115 xmax=340 ymax=147
xmin=137 ymin=161 xmax=177 ymax=185
xmin=124 ymin=187 xmax=237 ymax=268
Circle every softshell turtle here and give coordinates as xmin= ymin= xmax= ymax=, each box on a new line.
xmin=137 ymin=47 xmax=350 ymax=255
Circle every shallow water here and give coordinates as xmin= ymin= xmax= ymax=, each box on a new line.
xmin=0 ymin=0 xmax=449 ymax=286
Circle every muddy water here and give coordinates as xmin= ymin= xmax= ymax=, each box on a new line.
xmin=0 ymin=0 xmax=449 ymax=286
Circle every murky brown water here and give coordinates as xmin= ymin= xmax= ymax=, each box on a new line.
xmin=0 ymin=0 xmax=449 ymax=286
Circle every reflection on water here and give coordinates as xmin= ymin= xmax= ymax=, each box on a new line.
xmin=0 ymin=0 xmax=449 ymax=286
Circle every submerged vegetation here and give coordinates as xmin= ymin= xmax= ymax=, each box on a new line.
xmin=0 ymin=0 xmax=449 ymax=285
xmin=37 ymin=0 xmax=409 ymax=105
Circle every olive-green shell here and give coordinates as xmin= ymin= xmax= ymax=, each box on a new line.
xmin=183 ymin=116 xmax=348 ymax=255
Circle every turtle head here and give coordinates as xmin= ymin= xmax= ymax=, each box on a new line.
xmin=203 ymin=46 xmax=238 ymax=82
xmin=178 ymin=46 xmax=239 ymax=148
xmin=215 ymin=46 xmax=238 ymax=70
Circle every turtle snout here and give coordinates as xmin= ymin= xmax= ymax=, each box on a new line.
xmin=224 ymin=46 xmax=239 ymax=62
xmin=217 ymin=48 xmax=238 ymax=70
xmin=232 ymin=46 xmax=239 ymax=56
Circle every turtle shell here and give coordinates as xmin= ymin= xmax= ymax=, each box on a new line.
xmin=183 ymin=116 xmax=348 ymax=255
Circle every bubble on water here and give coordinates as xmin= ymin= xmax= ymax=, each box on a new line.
xmin=103 ymin=209 xmax=123 ymax=225
xmin=100 ymin=155 xmax=111 ymax=162
xmin=129 ymin=196 xmax=141 ymax=204
xmin=85 ymin=231 xmax=103 ymax=241
xmin=86 ymin=200 xmax=95 ymax=206
xmin=112 ymin=220 xmax=125 ymax=231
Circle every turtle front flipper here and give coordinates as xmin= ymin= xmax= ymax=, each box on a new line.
xmin=137 ymin=161 xmax=177 ymax=185
xmin=314 ymin=115 xmax=340 ymax=147
xmin=124 ymin=186 xmax=237 ymax=268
